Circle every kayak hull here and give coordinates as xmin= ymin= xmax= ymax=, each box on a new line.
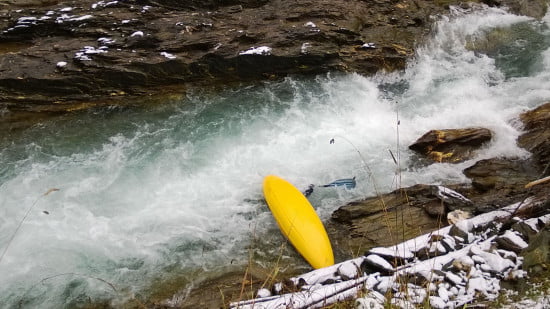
xmin=263 ymin=175 xmax=334 ymax=269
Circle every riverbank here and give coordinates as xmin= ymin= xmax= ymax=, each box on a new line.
xmin=1 ymin=0 xmax=547 ymax=131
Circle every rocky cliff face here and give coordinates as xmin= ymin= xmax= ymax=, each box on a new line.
xmin=2 ymin=0 xmax=544 ymax=129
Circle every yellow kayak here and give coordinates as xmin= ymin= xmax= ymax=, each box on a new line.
xmin=263 ymin=175 xmax=334 ymax=269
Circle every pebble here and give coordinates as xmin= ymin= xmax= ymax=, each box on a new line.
xmin=337 ymin=261 xmax=359 ymax=280
xmin=429 ymin=296 xmax=446 ymax=309
xmin=445 ymin=271 xmax=463 ymax=285
xmin=356 ymin=297 xmax=384 ymax=309
xmin=364 ymin=254 xmax=395 ymax=274
xmin=256 ymin=288 xmax=271 ymax=298
xmin=368 ymin=246 xmax=414 ymax=261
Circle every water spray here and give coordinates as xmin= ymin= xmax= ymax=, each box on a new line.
xmin=0 ymin=188 xmax=59 ymax=265
xmin=329 ymin=135 xmax=381 ymax=195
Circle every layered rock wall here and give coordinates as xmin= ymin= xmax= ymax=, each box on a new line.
xmin=2 ymin=0 xmax=544 ymax=128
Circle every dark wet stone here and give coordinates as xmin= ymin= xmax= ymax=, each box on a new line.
xmin=362 ymin=254 xmax=395 ymax=276
xmin=409 ymin=128 xmax=493 ymax=163
xmin=518 ymin=102 xmax=550 ymax=174
xmin=463 ymin=158 xmax=538 ymax=192
xmin=496 ymin=231 xmax=529 ymax=254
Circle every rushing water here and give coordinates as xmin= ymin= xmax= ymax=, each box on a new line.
xmin=1 ymin=5 xmax=550 ymax=308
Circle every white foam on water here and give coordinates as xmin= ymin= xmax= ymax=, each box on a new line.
xmin=1 ymin=5 xmax=550 ymax=308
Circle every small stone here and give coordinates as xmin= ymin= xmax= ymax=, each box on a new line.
xmin=505 ymin=269 xmax=527 ymax=281
xmin=363 ymin=254 xmax=395 ymax=275
xmin=337 ymin=262 xmax=360 ymax=280
xmin=452 ymin=255 xmax=475 ymax=272
xmin=440 ymin=235 xmax=457 ymax=251
xmin=438 ymin=285 xmax=450 ymax=302
xmin=391 ymin=298 xmax=415 ymax=308
xmin=447 ymin=209 xmax=472 ymax=225
xmin=496 ymin=230 xmax=529 ymax=253
xmin=272 ymin=282 xmax=283 ymax=294
xmin=429 ymin=296 xmax=447 ymax=309
xmin=256 ymin=288 xmax=271 ymax=298
xmin=474 ymin=250 xmax=515 ymax=273
xmin=467 ymin=277 xmax=489 ymax=295
xmin=367 ymin=246 xmax=414 ymax=262
xmin=472 ymin=255 xmax=486 ymax=265
xmin=375 ymin=276 xmax=396 ymax=294
xmin=356 ymin=297 xmax=384 ymax=309
xmin=497 ymin=249 xmax=518 ymax=262
xmin=445 ymin=271 xmax=464 ymax=285
xmin=434 ymin=186 xmax=473 ymax=211
xmin=428 ymin=241 xmax=448 ymax=256
xmin=512 ymin=219 xmax=540 ymax=240
xmin=480 ymin=263 xmax=493 ymax=273
xmin=449 ymin=220 xmax=473 ymax=240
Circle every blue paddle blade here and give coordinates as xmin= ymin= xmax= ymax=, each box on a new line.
xmin=322 ymin=177 xmax=356 ymax=189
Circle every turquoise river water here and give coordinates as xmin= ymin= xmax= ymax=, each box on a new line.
xmin=1 ymin=5 xmax=550 ymax=308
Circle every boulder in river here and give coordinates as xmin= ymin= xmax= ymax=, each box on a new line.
xmin=409 ymin=127 xmax=493 ymax=163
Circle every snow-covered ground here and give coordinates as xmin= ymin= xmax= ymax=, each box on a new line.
xmin=230 ymin=188 xmax=549 ymax=309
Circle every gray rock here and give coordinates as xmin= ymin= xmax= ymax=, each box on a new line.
xmin=433 ymin=186 xmax=474 ymax=211
xmin=444 ymin=271 xmax=464 ymax=286
xmin=449 ymin=220 xmax=473 ymax=240
xmin=496 ymin=230 xmax=529 ymax=253
xmin=363 ymin=254 xmax=395 ymax=275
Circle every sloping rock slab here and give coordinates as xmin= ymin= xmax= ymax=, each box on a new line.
xmin=463 ymin=158 xmax=539 ymax=192
xmin=330 ymin=184 xmax=474 ymax=253
xmin=229 ymin=191 xmax=550 ymax=309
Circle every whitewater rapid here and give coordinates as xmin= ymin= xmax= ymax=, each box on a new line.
xmin=1 ymin=5 xmax=549 ymax=308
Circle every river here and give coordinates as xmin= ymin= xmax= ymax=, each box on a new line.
xmin=1 ymin=5 xmax=549 ymax=308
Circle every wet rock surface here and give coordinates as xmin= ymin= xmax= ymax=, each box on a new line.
xmin=1 ymin=0 xmax=543 ymax=129
xmin=0 ymin=0 xmax=427 ymax=124
xmin=330 ymin=184 xmax=462 ymax=253
xmin=409 ymin=128 xmax=493 ymax=163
